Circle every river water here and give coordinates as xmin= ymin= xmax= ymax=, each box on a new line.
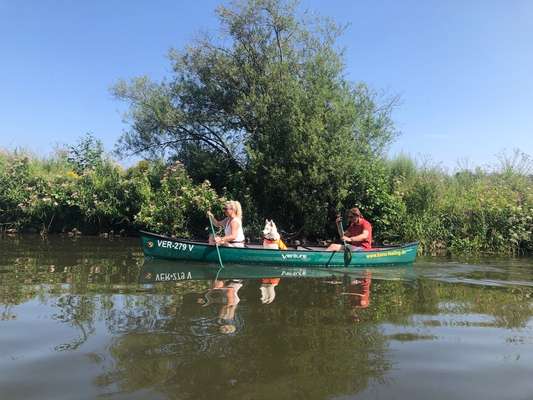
xmin=1 ymin=236 xmax=533 ymax=400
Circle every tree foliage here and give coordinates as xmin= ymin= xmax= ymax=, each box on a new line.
xmin=113 ymin=0 xmax=398 ymax=236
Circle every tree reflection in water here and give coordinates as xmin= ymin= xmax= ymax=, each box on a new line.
xmin=3 ymin=237 xmax=533 ymax=399
xmin=95 ymin=277 xmax=390 ymax=400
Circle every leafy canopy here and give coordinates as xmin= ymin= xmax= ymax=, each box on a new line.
xmin=113 ymin=0 xmax=398 ymax=235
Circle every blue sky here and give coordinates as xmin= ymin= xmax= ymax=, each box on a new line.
xmin=1 ymin=0 xmax=532 ymax=170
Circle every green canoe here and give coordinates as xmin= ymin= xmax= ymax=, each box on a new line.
xmin=140 ymin=231 xmax=419 ymax=268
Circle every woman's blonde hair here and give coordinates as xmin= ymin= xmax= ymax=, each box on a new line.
xmin=225 ymin=200 xmax=243 ymax=219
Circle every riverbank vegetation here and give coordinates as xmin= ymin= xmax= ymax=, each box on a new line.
xmin=1 ymin=145 xmax=531 ymax=255
xmin=0 ymin=0 xmax=531 ymax=255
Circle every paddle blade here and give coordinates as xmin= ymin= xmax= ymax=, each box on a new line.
xmin=344 ymin=247 xmax=352 ymax=267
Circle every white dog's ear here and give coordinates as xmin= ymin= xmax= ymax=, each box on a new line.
xmin=265 ymin=219 xmax=269 ymax=224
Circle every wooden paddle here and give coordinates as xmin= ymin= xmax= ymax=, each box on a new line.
xmin=208 ymin=212 xmax=225 ymax=269
xmin=336 ymin=215 xmax=352 ymax=267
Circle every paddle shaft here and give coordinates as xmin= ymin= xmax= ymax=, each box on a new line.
xmin=208 ymin=215 xmax=225 ymax=269
xmin=337 ymin=218 xmax=352 ymax=267
xmin=337 ymin=219 xmax=348 ymax=247
xmin=336 ymin=216 xmax=344 ymax=239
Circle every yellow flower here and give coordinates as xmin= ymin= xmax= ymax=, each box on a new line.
xmin=66 ymin=170 xmax=80 ymax=179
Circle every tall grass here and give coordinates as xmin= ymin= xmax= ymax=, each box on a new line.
xmin=1 ymin=147 xmax=531 ymax=255
xmin=386 ymin=151 xmax=532 ymax=255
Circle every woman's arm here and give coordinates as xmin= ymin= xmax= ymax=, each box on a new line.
xmin=207 ymin=211 xmax=225 ymax=227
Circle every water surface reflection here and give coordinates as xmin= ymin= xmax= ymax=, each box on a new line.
xmin=1 ymin=237 xmax=533 ymax=399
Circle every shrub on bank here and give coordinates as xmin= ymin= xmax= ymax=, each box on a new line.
xmin=386 ymin=154 xmax=532 ymax=255
xmin=133 ymin=161 xmax=223 ymax=238
xmin=0 ymin=149 xmax=223 ymax=237
xmin=0 ymin=148 xmax=531 ymax=255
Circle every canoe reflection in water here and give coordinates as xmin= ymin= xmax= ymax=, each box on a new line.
xmin=196 ymin=279 xmax=244 ymax=334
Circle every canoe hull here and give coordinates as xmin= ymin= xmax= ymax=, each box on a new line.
xmin=140 ymin=231 xmax=418 ymax=267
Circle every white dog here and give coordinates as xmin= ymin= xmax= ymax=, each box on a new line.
xmin=262 ymin=219 xmax=281 ymax=249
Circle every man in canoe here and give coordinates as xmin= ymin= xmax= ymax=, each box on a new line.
xmin=207 ymin=200 xmax=246 ymax=248
xmin=327 ymin=207 xmax=372 ymax=251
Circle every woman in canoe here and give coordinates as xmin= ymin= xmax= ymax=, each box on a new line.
xmin=207 ymin=200 xmax=245 ymax=248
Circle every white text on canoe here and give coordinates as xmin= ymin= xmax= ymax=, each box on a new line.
xmin=157 ymin=240 xmax=195 ymax=252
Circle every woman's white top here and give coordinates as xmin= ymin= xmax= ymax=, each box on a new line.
xmin=224 ymin=217 xmax=245 ymax=247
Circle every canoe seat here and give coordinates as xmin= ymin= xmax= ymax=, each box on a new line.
xmin=244 ymin=244 xmax=264 ymax=249
xmin=297 ymin=246 xmax=326 ymax=251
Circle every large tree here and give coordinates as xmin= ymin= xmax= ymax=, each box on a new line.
xmin=114 ymin=0 xmax=398 ymax=236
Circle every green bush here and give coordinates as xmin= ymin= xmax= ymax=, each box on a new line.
xmin=386 ymin=154 xmax=532 ymax=255
xmin=1 ymin=147 xmax=531 ymax=255
xmin=0 ymin=149 xmax=223 ymax=237
xmin=134 ymin=161 xmax=223 ymax=238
